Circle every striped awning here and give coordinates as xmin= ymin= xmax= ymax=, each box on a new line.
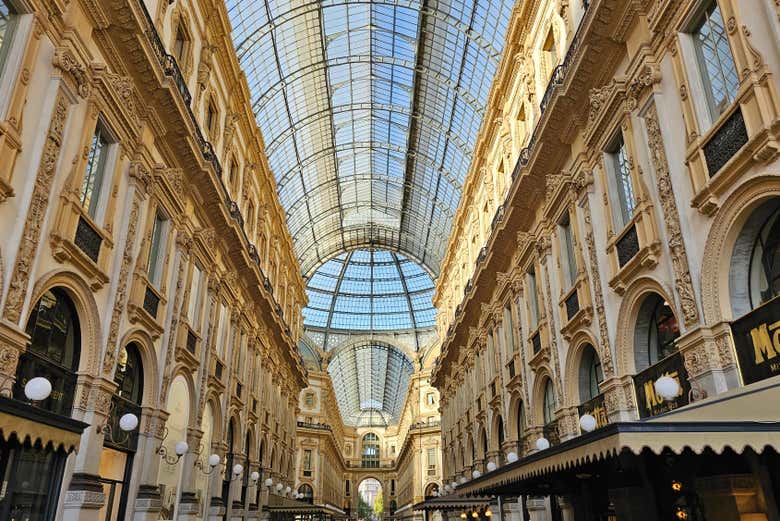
xmin=0 ymin=396 xmax=88 ymax=452
xmin=455 ymin=376 xmax=780 ymax=496
xmin=413 ymin=496 xmax=493 ymax=511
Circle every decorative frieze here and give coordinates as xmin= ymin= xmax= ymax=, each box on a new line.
xmin=643 ymin=104 xmax=699 ymax=327
xmin=3 ymin=91 xmax=69 ymax=324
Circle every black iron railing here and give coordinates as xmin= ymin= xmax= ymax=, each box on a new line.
xmin=565 ymin=289 xmax=580 ymax=321
xmin=74 ymin=216 xmax=102 ymax=263
xmin=616 ymin=224 xmax=640 ymax=267
xmin=142 ymin=286 xmax=160 ymax=318
xmin=133 ymin=0 xmax=304 ymax=346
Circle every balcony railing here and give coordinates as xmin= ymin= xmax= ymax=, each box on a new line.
xmin=512 ymin=2 xmax=590 ymax=180
xmin=133 ymin=0 xmax=303 ymax=345
xmin=296 ymin=421 xmax=332 ymax=431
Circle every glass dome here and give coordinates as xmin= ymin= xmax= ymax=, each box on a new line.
xmin=302 ymin=249 xmax=437 ymax=334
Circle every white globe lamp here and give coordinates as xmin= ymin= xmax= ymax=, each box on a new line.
xmin=535 ymin=437 xmax=550 ymax=451
xmin=276 ymin=483 xmax=284 ymax=492
xmin=233 ymin=464 xmax=244 ymax=476
xmin=579 ymin=414 xmax=597 ymax=433
xmin=119 ymin=413 xmax=139 ymax=432
xmin=265 ymin=478 xmax=274 ymax=487
xmin=174 ymin=441 xmax=189 ymax=456
xmin=24 ymin=377 xmax=52 ymax=401
xmin=208 ymin=454 xmax=221 ymax=467
xmin=472 ymin=470 xmax=481 ymax=479
xmin=655 ymin=376 xmax=680 ymax=401
xmin=251 ymin=471 xmax=260 ymax=482
xmin=506 ymin=451 xmax=518 ymax=463
xmin=486 ymin=461 xmax=497 ymax=472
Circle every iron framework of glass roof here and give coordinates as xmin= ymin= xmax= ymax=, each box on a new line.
xmin=226 ymin=0 xmax=514 ymax=277
xmin=303 ymin=249 xmax=437 ymax=341
xmin=327 ymin=341 xmax=414 ymax=427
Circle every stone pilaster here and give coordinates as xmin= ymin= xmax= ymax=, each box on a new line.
xmin=677 ymin=323 xmax=740 ymax=399
xmin=601 ymin=376 xmax=637 ymax=422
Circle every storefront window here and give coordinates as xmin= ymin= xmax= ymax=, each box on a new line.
xmin=0 ymin=435 xmax=68 ymax=521
xmin=634 ymin=294 xmax=680 ymax=372
xmin=543 ymin=379 xmax=556 ymax=425
xmin=579 ymin=345 xmax=603 ymax=401
xmin=749 ymin=206 xmax=780 ymax=308
xmin=15 ymin=289 xmax=80 ymax=416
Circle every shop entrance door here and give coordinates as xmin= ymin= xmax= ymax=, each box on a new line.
xmin=0 ymin=436 xmax=68 ymax=521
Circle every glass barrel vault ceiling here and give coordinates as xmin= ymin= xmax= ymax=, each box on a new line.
xmin=303 ymin=249 xmax=437 ymax=336
xmin=327 ymin=341 xmax=415 ymax=427
xmin=226 ymin=0 xmax=514 ymax=277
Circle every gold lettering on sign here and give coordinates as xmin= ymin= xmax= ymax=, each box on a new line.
xmin=750 ymin=320 xmax=780 ymax=364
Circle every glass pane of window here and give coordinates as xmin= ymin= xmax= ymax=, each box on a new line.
xmin=543 ymin=380 xmax=555 ymax=425
xmin=0 ymin=0 xmax=17 ymax=72
xmin=527 ymin=268 xmax=539 ymax=329
xmin=80 ymin=124 xmax=111 ymax=219
xmin=147 ymin=212 xmax=168 ymax=285
xmin=693 ymin=2 xmax=739 ymax=119
xmin=610 ymin=136 xmax=636 ymax=228
xmin=560 ymin=215 xmax=578 ymax=289
xmin=750 ymin=206 xmax=780 ymax=307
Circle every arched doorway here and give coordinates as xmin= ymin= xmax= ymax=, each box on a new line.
xmin=99 ymin=342 xmax=144 ymax=521
xmin=357 ymin=478 xmax=383 ymax=521
xmin=298 ymin=483 xmax=314 ymax=503
xmin=0 ymin=288 xmax=81 ymax=521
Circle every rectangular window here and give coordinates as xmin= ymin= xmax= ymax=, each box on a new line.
xmin=607 ymin=134 xmax=636 ymax=229
xmin=147 ymin=211 xmax=169 ymax=286
xmin=692 ymin=1 xmax=739 ymax=120
xmin=426 ymin=392 xmax=435 ymax=406
xmin=345 ymin=480 xmax=351 ymax=496
xmin=206 ymin=100 xmax=217 ymax=134
xmin=0 ymin=0 xmax=18 ymax=74
xmin=427 ymin=448 xmax=436 ymax=469
xmin=559 ymin=214 xmax=578 ymax=290
xmin=80 ymin=123 xmax=113 ymax=219
xmin=187 ymin=264 xmax=203 ymax=327
xmin=173 ymin=26 xmax=187 ymax=63
xmin=504 ymin=305 xmax=515 ymax=352
xmin=217 ymin=303 xmax=227 ymax=358
xmin=303 ymin=449 xmax=312 ymax=472
xmin=527 ymin=267 xmax=539 ymax=330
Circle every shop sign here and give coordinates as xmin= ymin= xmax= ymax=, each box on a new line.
xmin=633 ymin=352 xmax=690 ymax=418
xmin=577 ymin=393 xmax=608 ymax=428
xmin=730 ymin=296 xmax=780 ymax=386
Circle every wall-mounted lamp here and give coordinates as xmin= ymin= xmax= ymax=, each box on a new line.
xmin=155 ymin=428 xmax=189 ymax=465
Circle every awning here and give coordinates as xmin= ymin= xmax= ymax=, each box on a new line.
xmin=413 ymin=496 xmax=493 ymax=512
xmin=0 ymin=395 xmax=88 ymax=452
xmin=456 ymin=376 xmax=780 ymax=496
xmin=265 ymin=495 xmax=345 ymax=516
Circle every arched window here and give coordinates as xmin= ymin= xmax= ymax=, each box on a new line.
xmin=635 ymin=294 xmax=680 ymax=371
xmin=516 ymin=401 xmax=525 ymax=446
xmin=16 ymin=289 xmax=80 ymax=415
xmin=749 ymin=205 xmax=780 ymax=308
xmin=496 ymin=416 xmax=505 ymax=464
xmin=543 ymin=379 xmax=556 ymax=425
xmin=298 ymin=484 xmax=314 ymax=503
xmin=361 ymin=433 xmax=380 ymax=468
xmin=579 ymin=344 xmax=603 ymax=402
xmin=106 ymin=343 xmax=143 ymax=451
